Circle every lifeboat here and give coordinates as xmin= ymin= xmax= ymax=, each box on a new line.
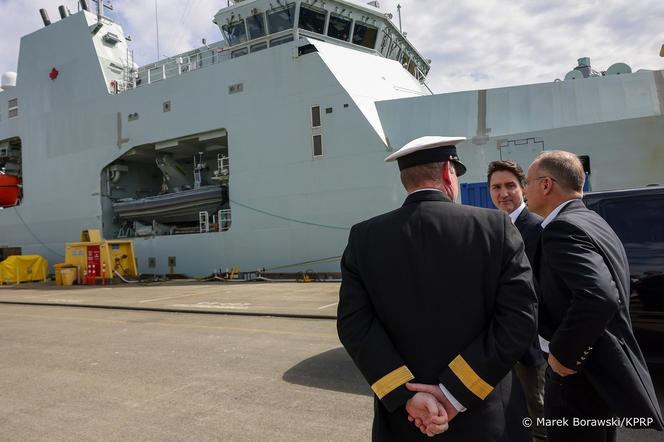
xmin=112 ymin=185 xmax=225 ymax=223
xmin=0 ymin=174 xmax=21 ymax=207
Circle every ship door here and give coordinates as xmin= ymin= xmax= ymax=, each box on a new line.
xmin=498 ymin=137 xmax=544 ymax=168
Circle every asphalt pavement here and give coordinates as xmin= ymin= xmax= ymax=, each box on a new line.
xmin=0 ymin=281 xmax=662 ymax=441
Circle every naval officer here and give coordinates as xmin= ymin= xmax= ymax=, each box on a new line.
xmin=337 ymin=136 xmax=538 ymax=440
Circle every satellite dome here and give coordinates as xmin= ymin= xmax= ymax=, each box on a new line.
xmin=1 ymin=72 xmax=17 ymax=89
xmin=564 ymin=70 xmax=584 ymax=81
xmin=606 ymin=63 xmax=632 ymax=76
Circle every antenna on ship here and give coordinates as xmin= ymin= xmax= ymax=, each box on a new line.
xmin=91 ymin=0 xmax=113 ymax=24
xmin=397 ymin=4 xmax=402 ymax=33
xmin=155 ymin=0 xmax=161 ymax=60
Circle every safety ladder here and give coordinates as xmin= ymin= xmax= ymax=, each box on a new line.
xmin=199 ymin=211 xmax=210 ymax=233
xmin=218 ymin=209 xmax=231 ymax=232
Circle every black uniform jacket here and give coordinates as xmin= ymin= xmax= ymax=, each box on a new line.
xmin=337 ymin=190 xmax=538 ymax=441
xmin=535 ymin=199 xmax=663 ymax=429
xmin=514 ymin=207 xmax=545 ymax=367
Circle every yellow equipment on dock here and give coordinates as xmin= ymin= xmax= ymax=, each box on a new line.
xmin=56 ymin=229 xmax=138 ymax=284
xmin=0 ymin=255 xmax=49 ymax=285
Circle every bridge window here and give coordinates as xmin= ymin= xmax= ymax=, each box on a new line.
xmin=270 ymin=35 xmax=294 ymax=47
xmin=388 ymin=41 xmax=401 ymax=60
xmin=251 ymin=42 xmax=267 ymax=53
xmin=379 ymin=34 xmax=390 ymax=55
xmin=231 ymin=48 xmax=248 ymax=59
xmin=327 ymin=14 xmax=351 ymax=41
xmin=298 ymin=4 xmax=326 ymax=34
xmin=353 ymin=23 xmax=377 ymax=49
xmin=408 ymin=60 xmax=417 ymax=76
xmin=246 ymin=13 xmax=267 ymax=39
xmin=401 ymin=52 xmax=410 ymax=69
xmin=222 ymin=21 xmax=247 ymax=46
xmin=267 ymin=3 xmax=295 ymax=33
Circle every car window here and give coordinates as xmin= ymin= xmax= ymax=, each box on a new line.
xmin=599 ymin=194 xmax=664 ymax=275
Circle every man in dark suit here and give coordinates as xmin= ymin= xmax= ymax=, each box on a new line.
xmin=488 ymin=160 xmax=546 ymax=442
xmin=337 ymin=136 xmax=538 ymax=441
xmin=525 ymin=150 xmax=663 ymax=442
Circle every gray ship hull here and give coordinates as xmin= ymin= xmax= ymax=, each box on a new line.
xmin=0 ymin=4 xmax=662 ymax=275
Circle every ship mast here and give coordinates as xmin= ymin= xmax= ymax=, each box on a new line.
xmin=91 ymin=0 xmax=114 ymax=24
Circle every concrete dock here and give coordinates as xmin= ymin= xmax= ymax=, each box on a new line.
xmin=0 ymin=280 xmax=340 ymax=318
xmin=1 ymin=281 xmax=662 ymax=441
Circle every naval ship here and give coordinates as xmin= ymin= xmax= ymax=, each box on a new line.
xmin=0 ymin=0 xmax=663 ymax=276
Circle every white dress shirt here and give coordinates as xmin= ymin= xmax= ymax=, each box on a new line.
xmin=508 ymin=202 xmax=526 ymax=224
xmin=408 ymin=188 xmax=443 ymax=195
xmin=439 ymin=383 xmax=467 ymax=412
xmin=541 ymin=199 xmax=576 ymax=229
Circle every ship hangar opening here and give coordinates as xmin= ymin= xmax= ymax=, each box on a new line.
xmin=101 ymin=129 xmax=230 ymax=239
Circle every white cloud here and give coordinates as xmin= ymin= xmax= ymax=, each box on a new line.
xmin=0 ymin=0 xmax=662 ymax=93
xmin=380 ymin=0 xmax=664 ymax=92
xmin=113 ymin=0 xmax=220 ymax=63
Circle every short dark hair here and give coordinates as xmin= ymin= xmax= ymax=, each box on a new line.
xmin=487 ymin=160 xmax=526 ymax=188
xmin=535 ymin=151 xmax=585 ymax=193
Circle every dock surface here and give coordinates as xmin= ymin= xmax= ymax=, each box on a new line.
xmin=0 ymin=280 xmax=339 ymax=318
xmin=1 ymin=282 xmax=662 ymax=441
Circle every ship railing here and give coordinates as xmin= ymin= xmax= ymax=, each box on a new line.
xmin=199 ymin=211 xmax=210 ymax=233
xmin=133 ymin=46 xmax=228 ymax=88
xmin=123 ymin=28 xmax=425 ymax=93
xmin=218 ymin=209 xmax=232 ymax=232
xmin=126 ymin=29 xmax=296 ymax=92
xmin=296 ymin=29 xmax=380 ymax=55
xmin=119 ymin=24 xmax=429 ymax=94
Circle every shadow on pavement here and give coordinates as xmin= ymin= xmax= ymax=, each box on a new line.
xmin=283 ymin=347 xmax=372 ymax=397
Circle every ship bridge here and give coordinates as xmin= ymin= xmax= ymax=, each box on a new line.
xmin=131 ymin=0 xmax=430 ymax=90
xmin=215 ymin=0 xmax=429 ymax=80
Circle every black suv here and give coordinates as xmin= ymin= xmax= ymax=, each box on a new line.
xmin=584 ymin=186 xmax=664 ymax=361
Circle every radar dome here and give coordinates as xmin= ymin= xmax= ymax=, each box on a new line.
xmin=564 ymin=70 xmax=584 ymax=81
xmin=1 ymin=72 xmax=17 ymax=89
xmin=606 ymin=63 xmax=632 ymax=76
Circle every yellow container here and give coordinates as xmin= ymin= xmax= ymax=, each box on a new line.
xmin=61 ymin=268 xmax=77 ymax=286
xmin=54 ymin=263 xmax=67 ymax=285
xmin=64 ymin=230 xmax=137 ymax=282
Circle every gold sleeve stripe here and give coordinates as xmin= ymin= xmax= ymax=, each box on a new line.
xmin=371 ymin=366 xmax=415 ymax=399
xmin=449 ymin=355 xmax=493 ymax=400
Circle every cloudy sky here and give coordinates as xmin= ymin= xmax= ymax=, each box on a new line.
xmin=1 ymin=0 xmax=662 ymax=93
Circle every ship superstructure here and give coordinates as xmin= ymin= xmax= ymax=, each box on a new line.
xmin=0 ymin=0 xmax=662 ymax=275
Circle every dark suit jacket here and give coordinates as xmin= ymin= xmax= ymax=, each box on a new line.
xmin=535 ymin=199 xmax=663 ymax=429
xmin=337 ymin=190 xmax=538 ymax=441
xmin=514 ymin=207 xmax=545 ymax=367
xmin=514 ymin=207 xmax=543 ymax=266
